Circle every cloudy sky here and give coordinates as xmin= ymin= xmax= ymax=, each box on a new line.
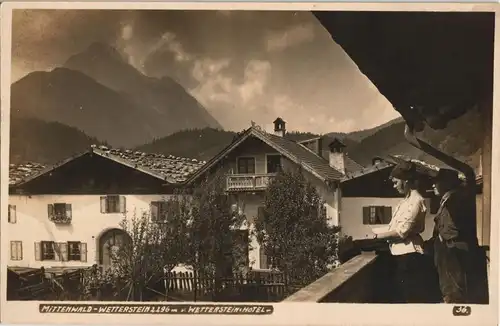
xmin=11 ymin=9 xmax=399 ymax=133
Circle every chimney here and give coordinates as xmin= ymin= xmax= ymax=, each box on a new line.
xmin=372 ymin=157 xmax=384 ymax=166
xmin=328 ymin=138 xmax=347 ymax=174
xmin=317 ymin=137 xmax=323 ymax=157
xmin=273 ymin=117 xmax=286 ymax=137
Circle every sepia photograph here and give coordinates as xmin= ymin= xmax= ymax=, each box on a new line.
xmin=0 ymin=2 xmax=498 ymax=325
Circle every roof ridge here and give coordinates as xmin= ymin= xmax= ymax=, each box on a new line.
xmin=341 ymin=160 xmax=394 ymax=182
xmin=90 ymin=144 xmax=205 ymax=164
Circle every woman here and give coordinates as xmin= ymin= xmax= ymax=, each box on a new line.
xmin=372 ymin=161 xmax=440 ymax=303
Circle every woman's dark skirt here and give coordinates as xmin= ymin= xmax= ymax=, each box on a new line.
xmin=393 ymin=252 xmax=442 ymax=303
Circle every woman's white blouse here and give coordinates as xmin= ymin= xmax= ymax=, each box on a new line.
xmin=387 ymin=190 xmax=427 ymax=256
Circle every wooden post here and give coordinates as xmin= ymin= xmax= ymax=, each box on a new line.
xmin=194 ymin=252 xmax=198 ymax=302
xmin=163 ymin=266 xmax=168 ymax=301
xmin=482 ymin=100 xmax=492 ymax=248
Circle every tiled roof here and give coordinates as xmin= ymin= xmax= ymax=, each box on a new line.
xmin=342 ymin=160 xmax=394 ymax=181
xmin=9 ymin=162 xmax=46 ymax=185
xmin=343 ymin=155 xmax=483 ymax=185
xmin=9 ymin=145 xmax=206 ymax=187
xmin=187 ymin=126 xmax=346 ymax=184
xmin=344 ymin=156 xmax=365 ymax=174
xmin=91 ymin=145 xmax=206 ymax=183
xmin=261 ymin=132 xmax=345 ymax=180
xmin=295 ymin=135 xmax=364 ymax=175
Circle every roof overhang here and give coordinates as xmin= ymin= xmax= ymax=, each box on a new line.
xmin=313 ymin=11 xmax=494 ymax=131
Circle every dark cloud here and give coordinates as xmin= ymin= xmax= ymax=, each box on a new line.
xmin=11 ymin=9 xmax=399 ymax=133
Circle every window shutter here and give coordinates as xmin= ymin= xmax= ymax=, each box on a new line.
xmin=65 ymin=204 xmax=72 ymax=219
xmin=100 ymin=196 xmax=107 ymax=213
xmin=9 ymin=205 xmax=17 ymax=224
xmin=80 ymin=243 xmax=87 ymax=262
xmin=259 ymin=246 xmax=268 ymax=269
xmin=34 ymin=242 xmax=41 ymax=261
xmin=60 ymin=242 xmax=68 ymax=261
xmin=362 ymin=207 xmax=370 ymax=225
xmin=150 ymin=202 xmax=159 ymax=222
xmin=53 ymin=243 xmax=61 ymax=261
xmin=47 ymin=204 xmax=54 ymax=219
xmin=119 ymin=196 xmax=126 ymax=213
xmin=19 ymin=242 xmax=23 ymax=260
xmin=383 ymin=206 xmax=393 ymax=224
xmin=10 ymin=241 xmax=16 ymax=260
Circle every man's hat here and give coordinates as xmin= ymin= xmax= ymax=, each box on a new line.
xmin=390 ymin=161 xmax=419 ymax=180
xmin=431 ymin=168 xmax=460 ymax=183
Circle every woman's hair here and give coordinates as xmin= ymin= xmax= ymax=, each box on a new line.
xmin=404 ymin=175 xmax=431 ymax=195
xmin=391 ymin=161 xmax=432 ymax=195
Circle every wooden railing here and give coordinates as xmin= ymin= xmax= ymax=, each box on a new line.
xmin=226 ymin=174 xmax=277 ymax=191
xmin=284 ymin=252 xmax=379 ymax=303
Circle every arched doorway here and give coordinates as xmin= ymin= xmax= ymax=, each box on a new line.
xmin=98 ymin=229 xmax=130 ymax=269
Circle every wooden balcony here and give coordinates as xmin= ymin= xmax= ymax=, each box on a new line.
xmin=284 ymin=242 xmax=490 ymax=304
xmin=226 ymin=173 xmax=277 ymax=191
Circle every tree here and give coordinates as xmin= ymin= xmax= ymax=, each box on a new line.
xmin=185 ymin=169 xmax=248 ymax=300
xmin=81 ymin=171 xmax=248 ymax=302
xmin=254 ymin=168 xmax=341 ymax=287
xmin=81 ymin=203 xmax=191 ymax=301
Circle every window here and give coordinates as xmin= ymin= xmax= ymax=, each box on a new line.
xmin=40 ymin=241 xmax=55 ymax=261
xmin=68 ymin=241 xmax=82 ymax=261
xmin=35 ymin=241 xmax=87 ymax=262
xmin=237 ymin=157 xmax=255 ymax=174
xmin=48 ymin=203 xmax=72 ymax=223
xmin=266 ymin=155 xmax=282 ymax=173
xmin=362 ymin=206 xmax=392 ymax=225
xmin=8 ymin=205 xmax=16 ymax=224
xmin=150 ymin=201 xmax=179 ymax=223
xmin=100 ymin=195 xmax=126 ymax=214
xmin=10 ymin=241 xmax=22 ymax=261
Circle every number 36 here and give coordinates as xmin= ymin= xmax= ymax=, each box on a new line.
xmin=453 ymin=306 xmax=471 ymax=316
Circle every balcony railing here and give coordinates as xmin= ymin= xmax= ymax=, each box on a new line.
xmin=284 ymin=243 xmax=490 ymax=303
xmin=226 ymin=173 xmax=277 ymax=191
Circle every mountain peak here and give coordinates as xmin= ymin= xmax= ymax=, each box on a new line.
xmin=85 ymin=42 xmax=125 ymax=62
xmin=64 ymin=42 xmax=126 ymax=69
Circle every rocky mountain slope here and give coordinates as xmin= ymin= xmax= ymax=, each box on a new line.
xmin=10 ymin=42 xmax=221 ymax=148
xmin=9 ymin=117 xmax=105 ymax=165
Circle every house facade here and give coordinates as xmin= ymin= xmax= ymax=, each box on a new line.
xmin=185 ymin=118 xmax=365 ymax=270
xmin=7 ymin=147 xmax=205 ymax=269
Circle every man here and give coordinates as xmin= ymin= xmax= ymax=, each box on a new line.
xmin=430 ymin=168 xmax=488 ymax=304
